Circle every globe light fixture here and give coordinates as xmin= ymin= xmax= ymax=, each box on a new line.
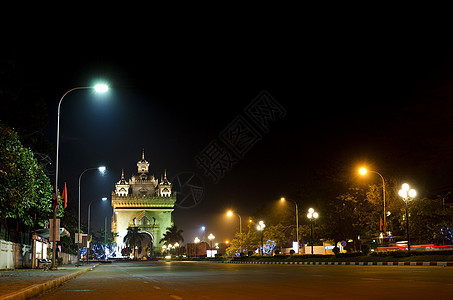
xmin=398 ymin=183 xmax=416 ymax=252
xmin=307 ymin=208 xmax=319 ymax=254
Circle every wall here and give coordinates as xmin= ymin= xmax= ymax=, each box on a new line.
xmin=0 ymin=239 xmax=76 ymax=269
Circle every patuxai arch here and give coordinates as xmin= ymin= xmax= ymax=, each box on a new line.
xmin=111 ymin=150 xmax=175 ymax=258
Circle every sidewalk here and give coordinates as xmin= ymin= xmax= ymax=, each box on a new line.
xmin=0 ymin=264 xmax=99 ymax=300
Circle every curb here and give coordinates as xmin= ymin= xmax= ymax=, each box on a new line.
xmin=0 ymin=264 xmax=99 ymax=300
xmin=227 ymin=261 xmax=453 ymax=266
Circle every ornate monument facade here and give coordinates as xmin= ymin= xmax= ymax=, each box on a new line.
xmin=111 ymin=150 xmax=175 ymax=258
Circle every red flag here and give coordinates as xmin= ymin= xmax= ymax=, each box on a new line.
xmin=52 ymin=185 xmax=59 ymax=210
xmin=62 ymin=182 xmax=68 ymax=209
xmin=379 ymin=217 xmax=383 ymax=232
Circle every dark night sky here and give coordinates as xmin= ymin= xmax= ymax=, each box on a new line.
xmin=7 ymin=28 xmax=453 ymax=243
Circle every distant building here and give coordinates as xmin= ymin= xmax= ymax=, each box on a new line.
xmin=186 ymin=242 xmax=208 ymax=257
xmin=111 ymin=150 xmax=175 ymax=258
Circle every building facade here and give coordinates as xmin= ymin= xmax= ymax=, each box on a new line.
xmin=111 ymin=150 xmax=175 ymax=258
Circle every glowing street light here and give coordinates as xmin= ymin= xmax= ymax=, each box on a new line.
xmin=194 ymin=237 xmax=200 ymax=257
xmin=280 ymin=197 xmax=299 ymax=254
xmin=256 ymin=221 xmax=265 ymax=255
xmin=227 ymin=210 xmax=243 ymax=254
xmin=208 ymin=233 xmax=215 ymax=252
xmin=94 ymin=83 xmax=109 ymax=93
xmin=398 ymin=183 xmax=416 ymax=252
xmin=359 ymin=167 xmax=387 ymax=236
xmin=77 ymin=166 xmax=107 ymax=265
xmin=52 ymin=84 xmax=109 ymax=269
xmin=307 ymin=208 xmax=319 ymax=255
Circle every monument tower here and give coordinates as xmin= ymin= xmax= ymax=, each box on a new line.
xmin=111 ymin=149 xmax=175 ymax=258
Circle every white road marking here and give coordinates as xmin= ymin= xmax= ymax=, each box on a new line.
xmin=169 ymin=295 xmax=183 ymax=300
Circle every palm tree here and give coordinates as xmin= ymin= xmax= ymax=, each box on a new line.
xmin=123 ymin=226 xmax=145 ymax=259
xmin=159 ymin=224 xmax=184 ymax=245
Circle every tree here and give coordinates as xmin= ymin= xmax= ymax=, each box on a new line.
xmin=123 ymin=227 xmax=145 ymax=259
xmin=159 ymin=224 xmax=184 ymax=245
xmin=226 ymin=222 xmax=261 ymax=256
xmin=264 ymin=224 xmax=288 ymax=253
xmin=0 ymin=123 xmax=53 ymax=229
xmin=401 ymin=196 xmax=453 ymax=245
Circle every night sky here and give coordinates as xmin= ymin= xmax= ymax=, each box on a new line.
xmin=7 ymin=31 xmax=453 ymax=244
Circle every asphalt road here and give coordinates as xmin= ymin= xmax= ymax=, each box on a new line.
xmin=39 ymin=261 xmax=453 ymax=299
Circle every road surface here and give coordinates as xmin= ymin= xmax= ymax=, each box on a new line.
xmin=39 ymin=261 xmax=453 ymax=299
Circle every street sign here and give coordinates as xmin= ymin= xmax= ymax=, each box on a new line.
xmin=340 ymin=240 xmax=347 ymax=247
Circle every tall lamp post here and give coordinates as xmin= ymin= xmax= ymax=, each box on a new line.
xmin=52 ymin=84 xmax=108 ymax=269
xmin=87 ymin=197 xmax=107 ymax=262
xmin=208 ymin=233 xmax=215 ymax=257
xmin=88 ymin=197 xmax=108 ymax=238
xmin=280 ymin=197 xmax=299 ymax=253
xmin=194 ymin=237 xmax=200 ymax=257
xmin=398 ymin=183 xmax=416 ymax=253
xmin=77 ymin=166 xmax=106 ymax=266
xmin=227 ymin=210 xmax=242 ymax=253
xmin=307 ymin=208 xmax=319 ymax=255
xmin=359 ymin=168 xmax=387 ymax=235
xmin=256 ymin=221 xmax=266 ymax=255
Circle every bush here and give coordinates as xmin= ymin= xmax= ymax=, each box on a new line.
xmin=289 ymin=249 xmax=295 ymax=255
xmin=336 ymin=252 xmax=363 ymax=258
xmin=361 ymin=244 xmax=371 ymax=255
xmin=332 ymin=246 xmax=340 ymax=257
xmin=247 ymin=251 xmax=254 ymax=257
xmin=275 ymin=250 xmax=280 ymax=255
xmin=370 ymin=250 xmax=409 ymax=258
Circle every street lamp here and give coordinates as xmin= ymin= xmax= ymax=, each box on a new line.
xmin=280 ymin=197 xmax=299 ymax=254
xmin=87 ymin=197 xmax=107 ymax=262
xmin=398 ymin=183 xmax=416 ymax=253
xmin=52 ymin=84 xmax=109 ymax=269
xmin=307 ymin=208 xmax=319 ymax=255
xmin=77 ymin=166 xmax=106 ymax=266
xmin=227 ymin=210 xmax=242 ymax=253
xmin=359 ymin=167 xmax=387 ymax=236
xmin=194 ymin=237 xmax=200 ymax=257
xmin=88 ymin=197 xmax=108 ymax=238
xmin=256 ymin=220 xmax=265 ymax=255
xmin=208 ymin=233 xmax=215 ymax=257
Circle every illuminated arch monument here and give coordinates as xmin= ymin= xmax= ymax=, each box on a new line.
xmin=111 ymin=150 xmax=175 ymax=258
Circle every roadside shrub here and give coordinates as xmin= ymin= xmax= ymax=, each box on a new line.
xmin=273 ymin=254 xmax=287 ymax=260
xmin=247 ymin=251 xmax=254 ymax=257
xmin=289 ymin=249 xmax=295 ymax=255
xmin=274 ymin=250 xmax=281 ymax=255
xmin=332 ymin=246 xmax=340 ymax=257
xmin=336 ymin=252 xmax=363 ymax=258
xmin=370 ymin=250 xmax=409 ymax=258
xmin=361 ymin=244 xmax=371 ymax=255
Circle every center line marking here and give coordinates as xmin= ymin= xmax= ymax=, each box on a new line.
xmin=153 ymin=286 xmax=161 ymax=290
xmin=170 ymin=295 xmax=183 ymax=300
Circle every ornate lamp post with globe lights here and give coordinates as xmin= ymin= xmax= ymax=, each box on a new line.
xmin=398 ymin=183 xmax=416 ymax=253
xmin=307 ymin=208 xmax=319 ymax=255
xmin=208 ymin=233 xmax=215 ymax=256
xmin=256 ymin=221 xmax=266 ymax=255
